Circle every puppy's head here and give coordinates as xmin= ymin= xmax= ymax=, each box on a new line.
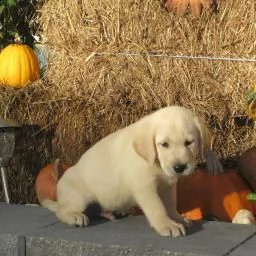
xmin=133 ymin=106 xmax=211 ymax=177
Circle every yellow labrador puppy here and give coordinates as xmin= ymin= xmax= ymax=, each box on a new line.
xmin=43 ymin=106 xmax=221 ymax=237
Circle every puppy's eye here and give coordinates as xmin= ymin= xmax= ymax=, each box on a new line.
xmin=161 ymin=142 xmax=169 ymax=148
xmin=184 ymin=140 xmax=193 ymax=146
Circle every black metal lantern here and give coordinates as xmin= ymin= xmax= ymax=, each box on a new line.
xmin=0 ymin=117 xmax=21 ymax=203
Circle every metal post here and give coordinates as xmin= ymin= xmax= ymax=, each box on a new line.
xmin=1 ymin=166 xmax=10 ymax=203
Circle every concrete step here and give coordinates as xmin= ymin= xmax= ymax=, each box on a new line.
xmin=0 ymin=203 xmax=255 ymax=256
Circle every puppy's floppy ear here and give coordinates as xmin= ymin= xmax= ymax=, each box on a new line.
xmin=132 ymin=123 xmax=156 ymax=166
xmin=194 ymin=116 xmax=212 ymax=160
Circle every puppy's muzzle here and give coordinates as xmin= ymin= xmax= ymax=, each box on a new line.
xmin=173 ymin=164 xmax=187 ymax=174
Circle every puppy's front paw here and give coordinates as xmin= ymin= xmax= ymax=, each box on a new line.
xmin=154 ymin=219 xmax=186 ymax=237
xmin=57 ymin=211 xmax=90 ymax=227
xmin=73 ymin=213 xmax=90 ymax=227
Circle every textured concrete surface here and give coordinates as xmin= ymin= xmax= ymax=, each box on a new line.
xmin=0 ymin=203 xmax=255 ymax=256
xmin=0 ymin=234 xmax=24 ymax=256
xmin=229 ymin=233 xmax=256 ymax=256
xmin=0 ymin=203 xmax=57 ymax=256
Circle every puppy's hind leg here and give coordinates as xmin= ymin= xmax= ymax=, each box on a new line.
xmin=56 ymin=185 xmax=91 ymax=227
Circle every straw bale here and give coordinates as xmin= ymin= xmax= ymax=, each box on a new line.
xmin=38 ymin=0 xmax=256 ymax=158
xmin=0 ymin=0 xmax=256 ymax=202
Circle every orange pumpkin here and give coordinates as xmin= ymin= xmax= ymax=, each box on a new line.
xmin=0 ymin=44 xmax=40 ymax=88
xmin=35 ymin=159 xmax=69 ymax=204
xmin=177 ymin=169 xmax=256 ymax=222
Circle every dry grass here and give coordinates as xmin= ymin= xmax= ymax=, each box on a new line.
xmin=0 ymin=0 xmax=255 ymax=202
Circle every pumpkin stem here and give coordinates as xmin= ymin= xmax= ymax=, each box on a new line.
xmin=14 ymin=33 xmax=22 ymax=44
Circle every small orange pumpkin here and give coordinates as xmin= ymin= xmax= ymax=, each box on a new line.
xmin=177 ymin=169 xmax=256 ymax=222
xmin=35 ymin=159 xmax=69 ymax=204
xmin=0 ymin=44 xmax=40 ymax=88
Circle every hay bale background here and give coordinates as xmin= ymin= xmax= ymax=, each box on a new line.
xmin=0 ymin=0 xmax=255 ymax=203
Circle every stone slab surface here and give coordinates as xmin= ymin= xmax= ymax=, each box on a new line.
xmin=0 ymin=203 xmax=255 ymax=256
xmin=0 ymin=203 xmax=58 ymax=235
xmin=0 ymin=234 xmax=25 ymax=256
xmin=0 ymin=203 xmax=57 ymax=256
xmin=25 ymin=215 xmax=256 ymax=256
xmin=229 ymin=233 xmax=256 ymax=256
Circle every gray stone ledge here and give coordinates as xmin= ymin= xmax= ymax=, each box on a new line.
xmin=0 ymin=203 xmax=255 ymax=256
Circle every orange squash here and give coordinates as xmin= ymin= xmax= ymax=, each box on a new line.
xmin=177 ymin=169 xmax=256 ymax=222
xmin=35 ymin=159 xmax=69 ymax=204
xmin=0 ymin=44 xmax=40 ymax=88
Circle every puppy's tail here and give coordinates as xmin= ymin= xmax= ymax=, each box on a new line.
xmin=41 ymin=199 xmax=58 ymax=213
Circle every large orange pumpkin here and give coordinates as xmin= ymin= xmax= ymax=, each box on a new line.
xmin=0 ymin=44 xmax=40 ymax=88
xmin=177 ymin=169 xmax=256 ymax=222
xmin=35 ymin=159 xmax=69 ymax=204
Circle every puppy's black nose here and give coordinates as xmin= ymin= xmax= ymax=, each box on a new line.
xmin=173 ymin=164 xmax=187 ymax=174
